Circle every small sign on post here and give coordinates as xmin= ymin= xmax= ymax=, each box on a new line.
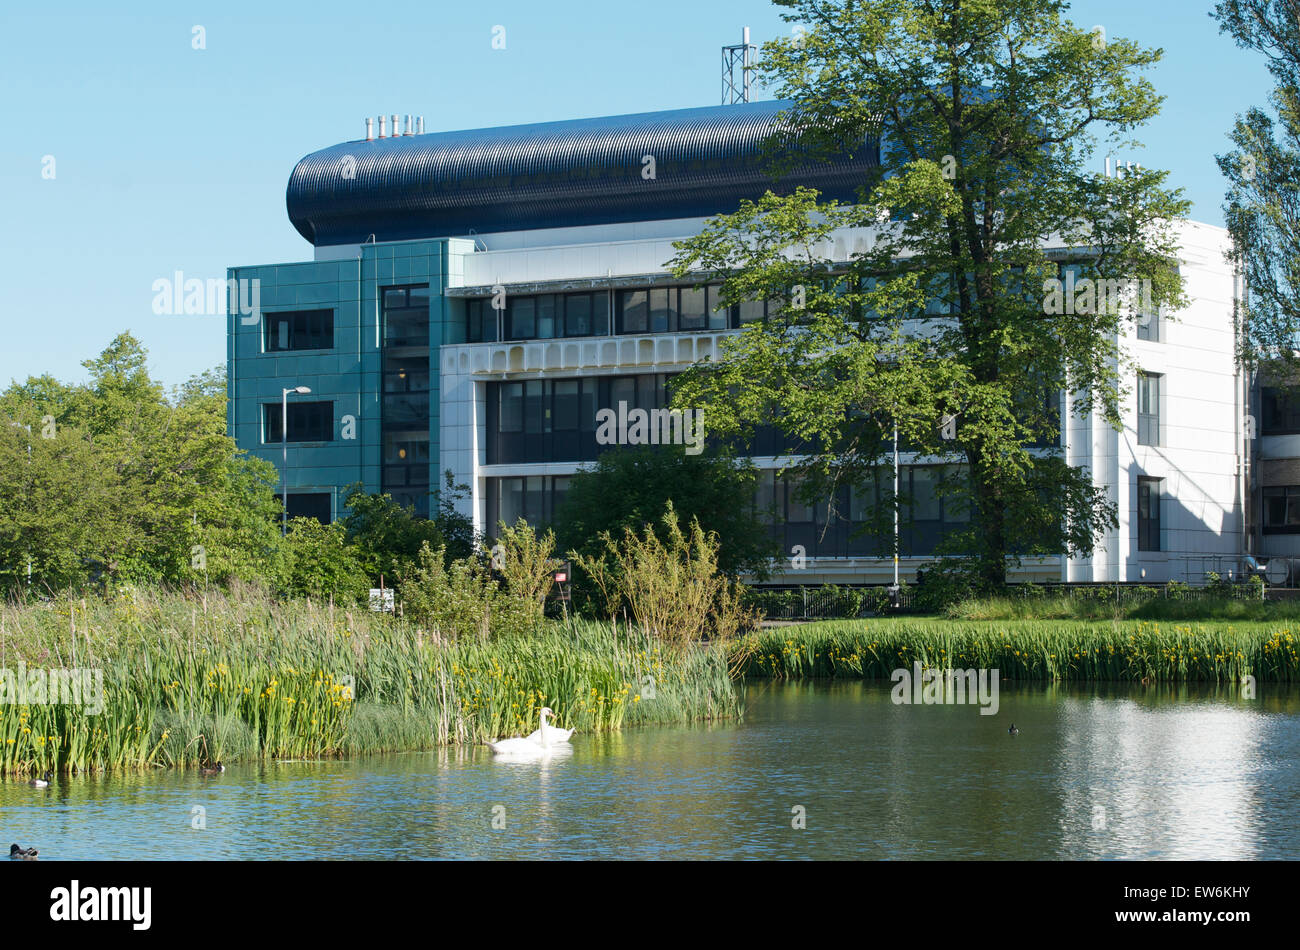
xmin=369 ymin=588 xmax=395 ymax=613
xmin=553 ymin=561 xmax=572 ymax=601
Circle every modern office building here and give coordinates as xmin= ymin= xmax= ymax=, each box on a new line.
xmin=1253 ymin=362 xmax=1300 ymax=571
xmin=228 ymin=101 xmax=1258 ymax=585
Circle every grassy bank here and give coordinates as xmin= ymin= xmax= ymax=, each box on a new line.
xmin=945 ymin=592 xmax=1300 ymax=622
xmin=0 ymin=588 xmax=738 ymax=776
xmin=734 ymin=618 xmax=1300 ymax=683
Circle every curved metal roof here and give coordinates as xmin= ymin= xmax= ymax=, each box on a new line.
xmin=286 ymin=101 xmax=878 ymax=246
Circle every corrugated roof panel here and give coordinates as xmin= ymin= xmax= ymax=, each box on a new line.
xmin=286 ymin=101 xmax=878 ymax=246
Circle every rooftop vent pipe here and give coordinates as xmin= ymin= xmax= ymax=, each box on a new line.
xmin=377 ymin=115 xmax=387 ymax=138
xmin=365 ymin=117 xmax=374 ymax=141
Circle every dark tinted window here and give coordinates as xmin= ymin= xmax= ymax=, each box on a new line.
xmin=286 ymin=492 xmax=332 ymax=524
xmin=1263 ymin=486 xmax=1300 ymax=533
xmin=383 ymin=285 xmax=429 ymax=347
xmin=1138 ymin=477 xmax=1162 ymax=550
xmin=264 ymin=401 xmax=333 ymax=443
xmin=265 ymin=310 xmax=334 ymax=352
xmin=1262 ymin=387 xmax=1300 ymax=434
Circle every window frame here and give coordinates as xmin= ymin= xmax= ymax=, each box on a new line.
xmin=264 ymin=400 xmax=334 ymax=444
xmin=1137 ymin=371 xmax=1162 ymax=446
xmin=1263 ymin=485 xmax=1300 ymax=534
xmin=1137 ymin=476 xmax=1162 ymax=551
xmin=263 ymin=309 xmax=335 ymax=353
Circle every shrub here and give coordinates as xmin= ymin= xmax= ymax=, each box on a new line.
xmin=493 ymin=520 xmax=562 ymax=629
xmin=571 ymin=503 xmax=756 ymax=648
xmin=554 ymin=446 xmax=776 ymax=578
xmin=400 ymin=543 xmax=537 ymax=639
xmin=281 ymin=517 xmax=370 ymax=603
xmin=912 ymin=564 xmax=976 ymax=612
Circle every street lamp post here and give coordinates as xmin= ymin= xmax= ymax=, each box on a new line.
xmin=889 ymin=420 xmax=900 ymax=608
xmin=281 ymin=386 xmax=312 ymax=536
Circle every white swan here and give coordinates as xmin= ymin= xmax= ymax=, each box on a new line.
xmin=527 ymin=707 xmax=574 ymax=745
xmin=487 ymin=707 xmax=564 ymax=757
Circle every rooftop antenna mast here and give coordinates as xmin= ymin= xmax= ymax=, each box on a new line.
xmin=722 ymin=27 xmax=757 ymax=104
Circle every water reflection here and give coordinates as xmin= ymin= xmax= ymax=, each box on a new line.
xmin=1 ymin=681 xmax=1296 ymax=860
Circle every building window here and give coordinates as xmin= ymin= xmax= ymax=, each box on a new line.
xmin=1135 ymin=267 xmax=1175 ymax=341
xmin=487 ymin=373 xmax=669 ymax=465
xmin=466 ymin=299 xmax=499 ymax=343
xmin=617 ymin=290 xmax=650 ymax=334
xmin=487 ymin=475 xmax=572 ymax=535
xmin=264 ymin=401 xmax=333 ymax=443
xmin=509 ymin=297 xmax=536 ymax=338
xmin=1137 ymin=372 xmax=1161 ymax=446
xmin=478 ymin=290 xmax=611 ymax=342
xmin=285 ymin=492 xmax=332 ymax=524
xmin=1137 ymin=476 xmax=1162 ymax=551
xmin=750 ymin=465 xmax=970 ymax=559
xmin=1136 ymin=310 xmax=1161 ymax=342
xmin=1263 ymin=486 xmax=1300 ymax=533
xmin=265 ymin=309 xmax=334 ymax=352
xmin=1261 ymin=386 xmax=1300 ymax=434
xmin=476 ymin=278 xmax=861 ymax=341
xmin=382 ymin=285 xmax=431 ymax=516
xmin=383 ymin=285 xmax=430 ymax=347
xmin=736 ymin=298 xmax=766 ymax=325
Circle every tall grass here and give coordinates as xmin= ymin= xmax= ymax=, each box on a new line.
xmin=0 ymin=588 xmax=738 ymax=776
xmin=946 ymin=593 xmax=1300 ymax=622
xmin=734 ymin=618 xmax=1300 ymax=683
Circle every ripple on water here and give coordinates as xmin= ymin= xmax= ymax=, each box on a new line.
xmin=2 ymin=681 xmax=1297 ymax=859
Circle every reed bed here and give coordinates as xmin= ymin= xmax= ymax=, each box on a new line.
xmin=0 ymin=588 xmax=738 ymax=776
xmin=734 ymin=618 xmax=1300 ymax=684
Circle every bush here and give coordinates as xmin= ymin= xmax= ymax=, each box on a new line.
xmin=399 ymin=543 xmax=537 ymax=639
xmin=554 ymin=446 xmax=776 ymax=578
xmin=493 ymin=520 xmax=562 ymax=629
xmin=571 ymin=503 xmax=756 ymax=648
xmin=340 ymin=473 xmax=477 ymax=585
xmin=742 ymin=585 xmax=894 ymax=620
xmin=912 ymin=564 xmax=976 ymax=612
xmin=281 ymin=517 xmax=370 ymax=603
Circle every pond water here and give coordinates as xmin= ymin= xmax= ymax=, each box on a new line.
xmin=3 ymin=681 xmax=1298 ymax=859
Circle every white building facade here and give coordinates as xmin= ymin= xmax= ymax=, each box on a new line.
xmin=233 ymin=102 xmax=1255 ymax=587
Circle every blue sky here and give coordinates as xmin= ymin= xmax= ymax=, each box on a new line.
xmin=0 ymin=0 xmax=1274 ymax=389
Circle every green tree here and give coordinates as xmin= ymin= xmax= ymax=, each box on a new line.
xmin=0 ymin=334 xmax=286 ymax=590
xmin=1214 ymin=0 xmax=1300 ymax=363
xmin=669 ymin=0 xmax=1189 ymax=589
xmin=553 ymin=446 xmax=776 ymax=578
xmin=282 ymin=517 xmax=370 ymax=602
xmin=339 ymin=472 xmax=477 ymax=584
xmin=0 ymin=418 xmax=115 ymax=592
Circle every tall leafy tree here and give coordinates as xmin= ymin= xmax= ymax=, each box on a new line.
xmin=670 ymin=0 xmax=1189 ymax=589
xmin=0 ymin=416 xmax=115 ymax=591
xmin=554 ymin=446 xmax=776 ymax=577
xmin=0 ymin=334 xmax=285 ymax=590
xmin=281 ymin=517 xmax=371 ymax=602
xmin=1214 ymin=0 xmax=1300 ymax=363
xmin=339 ymin=473 xmax=477 ymax=585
